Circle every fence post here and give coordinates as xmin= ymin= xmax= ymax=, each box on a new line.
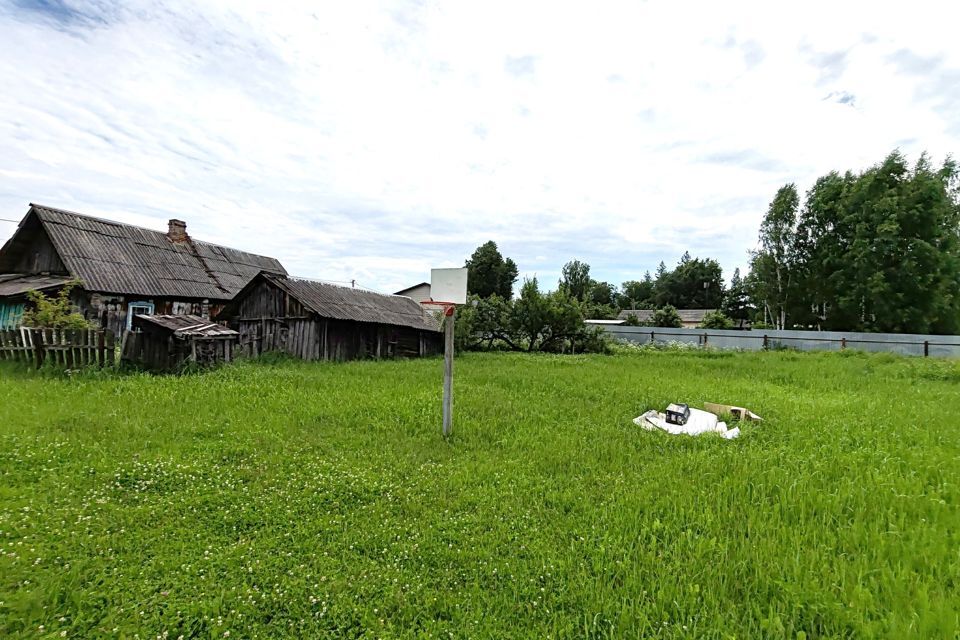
xmin=703 ymin=332 xmax=708 ymax=347
xmin=763 ymin=334 xmax=769 ymax=350
xmin=840 ymin=337 xmax=846 ymax=350
xmin=32 ymin=329 xmax=44 ymax=369
xmin=650 ymin=330 xmax=655 ymax=344
xmin=924 ymin=340 xmax=929 ymax=357
xmin=106 ymin=331 xmax=116 ymax=367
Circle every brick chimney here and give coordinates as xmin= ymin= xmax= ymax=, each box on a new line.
xmin=167 ymin=219 xmax=189 ymax=243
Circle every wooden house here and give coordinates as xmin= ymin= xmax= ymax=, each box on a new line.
xmin=219 ymin=272 xmax=441 ymax=361
xmin=122 ymin=314 xmax=239 ymax=372
xmin=0 ymin=204 xmax=286 ymax=332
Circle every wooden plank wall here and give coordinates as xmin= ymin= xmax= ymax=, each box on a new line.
xmin=236 ymin=315 xmax=440 ymax=362
xmin=121 ymin=332 xmax=236 ymax=372
xmin=82 ymin=294 xmax=223 ymax=337
xmin=0 ymin=327 xmax=115 ymax=368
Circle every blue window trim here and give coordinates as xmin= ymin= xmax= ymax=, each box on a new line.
xmin=127 ymin=301 xmax=155 ymax=330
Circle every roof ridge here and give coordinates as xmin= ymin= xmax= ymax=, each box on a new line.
xmin=30 ymin=203 xmax=282 ymax=263
xmin=284 ymin=275 xmax=395 ymax=296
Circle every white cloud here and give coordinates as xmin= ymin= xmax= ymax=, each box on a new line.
xmin=1 ymin=0 xmax=959 ymax=293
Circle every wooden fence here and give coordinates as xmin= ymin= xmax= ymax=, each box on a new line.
xmin=0 ymin=327 xmax=116 ymax=368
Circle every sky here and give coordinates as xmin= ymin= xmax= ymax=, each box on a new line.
xmin=1 ymin=0 xmax=959 ymax=294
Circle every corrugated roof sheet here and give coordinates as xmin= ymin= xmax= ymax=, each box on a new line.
xmin=0 ymin=273 xmax=74 ymax=296
xmin=27 ymin=204 xmax=286 ymax=299
xmin=265 ymin=274 xmax=440 ymax=332
xmin=134 ymin=314 xmax=239 ymax=337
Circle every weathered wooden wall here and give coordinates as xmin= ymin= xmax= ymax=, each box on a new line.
xmin=76 ymin=293 xmax=224 ymax=337
xmin=230 ymin=277 xmax=440 ymax=362
xmin=11 ymin=225 xmax=67 ymax=274
xmin=236 ymin=279 xmax=308 ymax=319
xmin=237 ymin=316 xmax=440 ymax=361
xmin=121 ymin=328 xmax=236 ymax=372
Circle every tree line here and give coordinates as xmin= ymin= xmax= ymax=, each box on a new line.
xmin=454 ymin=150 xmax=960 ymax=350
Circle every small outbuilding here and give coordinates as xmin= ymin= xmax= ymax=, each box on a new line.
xmin=122 ymin=314 xmax=239 ymax=372
xmin=219 ymin=272 xmax=441 ymax=361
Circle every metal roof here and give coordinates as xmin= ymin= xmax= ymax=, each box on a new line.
xmin=394 ymin=282 xmax=430 ymax=296
xmin=0 ymin=273 xmax=74 ymax=296
xmin=1 ymin=204 xmax=286 ymax=299
xmin=133 ymin=314 xmax=239 ymax=337
xmin=262 ymin=273 xmax=440 ymax=332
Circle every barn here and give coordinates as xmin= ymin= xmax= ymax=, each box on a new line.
xmin=220 ymin=272 xmax=442 ymax=361
xmin=0 ymin=204 xmax=286 ymax=332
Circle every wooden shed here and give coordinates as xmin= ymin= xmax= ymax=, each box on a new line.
xmin=122 ymin=314 xmax=239 ymax=372
xmin=219 ymin=272 xmax=441 ymax=361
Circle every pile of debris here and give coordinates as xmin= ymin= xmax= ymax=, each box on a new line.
xmin=634 ymin=402 xmax=762 ymax=440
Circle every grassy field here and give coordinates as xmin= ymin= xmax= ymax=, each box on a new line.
xmin=1 ymin=349 xmax=958 ymax=639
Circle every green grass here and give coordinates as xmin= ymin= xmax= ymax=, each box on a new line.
xmin=1 ymin=350 xmax=958 ymax=639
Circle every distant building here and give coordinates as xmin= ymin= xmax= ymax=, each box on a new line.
xmin=617 ymin=308 xmax=717 ymax=329
xmin=220 ymin=272 xmax=441 ymax=361
xmin=0 ymin=204 xmax=285 ymax=333
xmin=394 ymin=282 xmax=431 ymax=302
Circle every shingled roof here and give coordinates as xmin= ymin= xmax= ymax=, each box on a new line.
xmin=0 ymin=204 xmax=286 ymax=299
xmin=228 ymin=272 xmax=440 ymax=332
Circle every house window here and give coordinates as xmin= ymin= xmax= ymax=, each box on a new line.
xmin=127 ymin=301 xmax=155 ymax=330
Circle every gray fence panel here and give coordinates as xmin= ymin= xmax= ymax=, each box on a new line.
xmin=602 ymin=326 xmax=960 ymax=358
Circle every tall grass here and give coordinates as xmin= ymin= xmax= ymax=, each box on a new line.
xmin=0 ymin=350 xmax=958 ymax=638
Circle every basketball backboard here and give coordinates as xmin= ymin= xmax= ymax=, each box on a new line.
xmin=430 ymin=268 xmax=468 ymax=305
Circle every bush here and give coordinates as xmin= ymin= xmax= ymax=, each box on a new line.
xmin=699 ymin=311 xmax=734 ymax=329
xmin=454 ymin=281 xmax=608 ymax=353
xmin=649 ymin=305 xmax=683 ymax=328
xmin=622 ymin=313 xmax=641 ymax=326
xmin=21 ymin=281 xmax=92 ymax=329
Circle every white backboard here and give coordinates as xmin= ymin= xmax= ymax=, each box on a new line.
xmin=430 ymin=268 xmax=468 ymax=304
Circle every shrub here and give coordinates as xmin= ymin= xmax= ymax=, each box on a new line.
xmin=649 ymin=305 xmax=683 ymax=328
xmin=699 ymin=310 xmax=734 ymax=329
xmin=21 ymin=281 xmax=92 ymax=330
xmin=454 ymin=281 xmax=608 ymax=353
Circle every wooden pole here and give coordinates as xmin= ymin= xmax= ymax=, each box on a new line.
xmin=442 ymin=308 xmax=455 ymax=437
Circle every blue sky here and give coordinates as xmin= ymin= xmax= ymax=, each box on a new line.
xmin=1 ymin=1 xmax=959 ymax=294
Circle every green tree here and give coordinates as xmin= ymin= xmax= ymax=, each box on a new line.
xmin=653 ymin=255 xmax=725 ymax=308
xmin=559 ymin=260 xmax=592 ymax=301
xmin=456 ymin=279 xmax=607 ymax=353
xmin=584 ymin=280 xmax=618 ymax=319
xmin=722 ymin=268 xmax=751 ymax=327
xmin=454 ymin=294 xmax=514 ymax=351
xmin=465 ymin=241 xmax=519 ymax=299
xmin=649 ymin=305 xmax=682 ymax=328
xmin=21 ymin=281 xmax=92 ymax=329
xmin=753 ymin=151 xmax=960 ymax=334
xmin=589 ymin=280 xmax=616 ymax=306
xmin=621 ymin=272 xmax=655 ymax=310
xmin=752 ymin=184 xmax=800 ymax=329
xmin=512 ymin=278 xmax=593 ymax=351
xmin=699 ymin=310 xmax=734 ymax=329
